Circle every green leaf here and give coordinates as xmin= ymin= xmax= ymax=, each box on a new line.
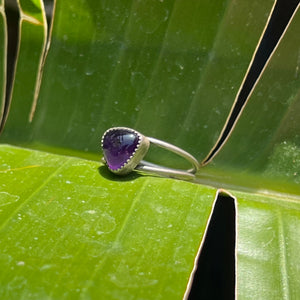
xmin=0 ymin=144 xmax=216 ymax=299
xmin=211 ymin=6 xmax=300 ymax=192
xmin=1 ymin=0 xmax=274 ymax=159
xmin=236 ymin=191 xmax=300 ymax=299
xmin=19 ymin=0 xmax=45 ymax=24
xmin=0 ymin=0 xmax=46 ymax=132
xmin=0 ymin=0 xmax=299 ymax=298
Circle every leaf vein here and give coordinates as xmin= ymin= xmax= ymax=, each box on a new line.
xmin=277 ymin=209 xmax=290 ymax=300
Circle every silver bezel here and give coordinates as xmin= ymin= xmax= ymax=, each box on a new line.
xmin=101 ymin=127 xmax=150 ymax=175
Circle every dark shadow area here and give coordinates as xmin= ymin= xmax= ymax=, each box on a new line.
xmin=42 ymin=0 xmax=55 ymax=32
xmin=204 ymin=0 xmax=300 ymax=163
xmin=98 ymin=165 xmax=144 ymax=181
xmin=1 ymin=0 xmax=20 ymax=132
xmin=187 ymin=193 xmax=236 ymax=300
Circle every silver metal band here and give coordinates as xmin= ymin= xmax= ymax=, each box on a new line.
xmin=101 ymin=127 xmax=200 ymax=180
xmin=135 ymin=137 xmax=199 ymax=180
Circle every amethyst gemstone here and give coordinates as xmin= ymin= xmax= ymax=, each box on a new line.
xmin=102 ymin=129 xmax=140 ymax=170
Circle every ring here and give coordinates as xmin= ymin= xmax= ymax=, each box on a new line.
xmin=101 ymin=127 xmax=200 ymax=180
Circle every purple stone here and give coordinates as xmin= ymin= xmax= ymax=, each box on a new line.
xmin=102 ymin=128 xmax=140 ymax=170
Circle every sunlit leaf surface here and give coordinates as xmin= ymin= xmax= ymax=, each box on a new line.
xmin=0 ymin=145 xmax=215 ymax=299
xmin=236 ymin=191 xmax=300 ymax=299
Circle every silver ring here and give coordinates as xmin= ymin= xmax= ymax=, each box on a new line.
xmin=101 ymin=127 xmax=200 ymax=180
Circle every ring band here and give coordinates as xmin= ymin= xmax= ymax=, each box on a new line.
xmin=101 ymin=127 xmax=199 ymax=180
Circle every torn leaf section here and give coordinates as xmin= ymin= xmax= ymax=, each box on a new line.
xmin=29 ymin=0 xmax=56 ymax=122
xmin=0 ymin=0 xmax=50 ymax=136
xmin=202 ymin=1 xmax=300 ymax=165
xmin=0 ymin=1 xmax=7 ymax=126
xmin=0 ymin=0 xmax=20 ymax=133
xmin=209 ymin=3 xmax=300 ymax=190
xmin=185 ymin=190 xmax=236 ymax=299
xmin=18 ymin=0 xmax=44 ymax=24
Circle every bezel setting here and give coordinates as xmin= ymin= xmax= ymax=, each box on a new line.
xmin=101 ymin=127 xmax=150 ymax=175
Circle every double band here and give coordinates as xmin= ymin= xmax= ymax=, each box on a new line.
xmin=101 ymin=127 xmax=199 ymax=180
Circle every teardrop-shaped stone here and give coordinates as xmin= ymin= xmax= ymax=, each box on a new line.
xmin=102 ymin=128 xmax=139 ymax=170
